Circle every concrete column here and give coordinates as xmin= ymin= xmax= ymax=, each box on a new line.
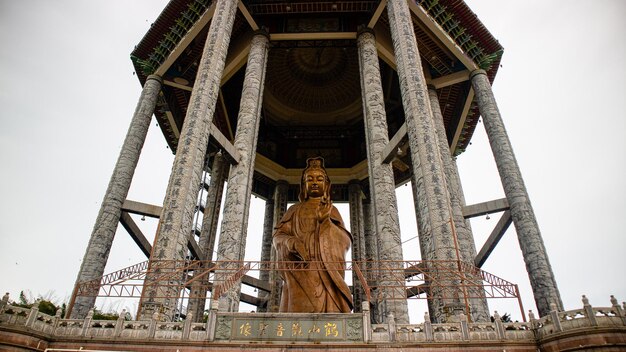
xmin=362 ymin=199 xmax=382 ymax=323
xmin=257 ymin=198 xmax=274 ymax=312
xmin=470 ymin=69 xmax=562 ymax=316
xmin=357 ymin=28 xmax=409 ymax=324
xmin=348 ymin=180 xmax=366 ymax=312
xmin=69 ymin=74 xmax=162 ymax=319
xmin=214 ymin=31 xmax=270 ymax=312
xmin=267 ymin=180 xmax=289 ymax=312
xmin=199 ymin=152 xmax=229 ymax=261
xmin=187 ymin=152 xmax=229 ymax=322
xmin=386 ymin=0 xmax=462 ymax=323
xmin=428 ymin=86 xmax=490 ymax=322
xmin=139 ymin=0 xmax=239 ymax=320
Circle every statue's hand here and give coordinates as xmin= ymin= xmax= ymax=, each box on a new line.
xmin=317 ymin=200 xmax=332 ymax=222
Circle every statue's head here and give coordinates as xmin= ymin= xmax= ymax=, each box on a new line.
xmin=299 ymin=157 xmax=331 ymax=202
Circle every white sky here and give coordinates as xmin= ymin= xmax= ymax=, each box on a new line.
xmin=0 ymin=0 xmax=624 ymax=322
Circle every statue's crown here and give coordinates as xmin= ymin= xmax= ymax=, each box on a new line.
xmin=306 ymin=157 xmax=324 ymax=170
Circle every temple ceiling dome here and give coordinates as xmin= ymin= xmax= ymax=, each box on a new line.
xmin=264 ymin=46 xmax=362 ymax=126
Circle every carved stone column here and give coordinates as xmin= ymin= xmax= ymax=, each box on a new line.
xmin=139 ymin=0 xmax=239 ymax=320
xmin=362 ymin=199 xmax=381 ymax=323
xmin=348 ymin=180 xmax=366 ymax=312
xmin=428 ymin=86 xmax=490 ymax=322
xmin=199 ymin=152 xmax=229 ymax=261
xmin=187 ymin=152 xmax=229 ymax=322
xmin=386 ymin=0 xmax=461 ymax=323
xmin=257 ymin=198 xmax=274 ymax=312
xmin=357 ymin=28 xmax=409 ymax=324
xmin=214 ymin=31 xmax=270 ymax=312
xmin=267 ymin=180 xmax=289 ymax=312
xmin=70 ymin=74 xmax=162 ymax=319
xmin=470 ymin=69 xmax=562 ymax=316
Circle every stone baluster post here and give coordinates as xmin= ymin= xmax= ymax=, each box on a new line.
xmin=139 ymin=0 xmax=239 ymax=320
xmin=428 ymin=85 xmax=490 ymax=322
xmin=267 ymin=180 xmax=289 ymax=312
xmin=357 ymin=28 xmax=409 ymax=324
xmin=214 ymin=30 xmax=270 ymax=312
xmin=187 ymin=152 xmax=229 ymax=322
xmin=386 ymin=0 xmax=461 ymax=323
xmin=348 ymin=180 xmax=366 ymax=312
xmin=470 ymin=69 xmax=562 ymax=316
xmin=69 ymin=74 xmax=162 ymax=319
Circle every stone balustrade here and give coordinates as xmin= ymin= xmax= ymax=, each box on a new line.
xmin=1 ymin=295 xmax=625 ymax=346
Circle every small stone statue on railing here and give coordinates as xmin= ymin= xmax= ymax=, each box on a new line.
xmin=582 ymin=295 xmax=590 ymax=306
xmin=0 ymin=292 xmax=9 ymax=314
xmin=86 ymin=307 xmax=95 ymax=320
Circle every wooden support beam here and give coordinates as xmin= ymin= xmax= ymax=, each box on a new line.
xmin=269 ymin=32 xmax=357 ymax=41
xmin=222 ymin=36 xmax=251 ymax=85
xmin=241 ymin=292 xmax=266 ymax=307
xmin=373 ymin=24 xmax=396 ymax=69
xmin=163 ymin=80 xmax=192 ymax=92
xmin=382 ymin=122 xmax=407 ymax=164
xmin=474 ymin=210 xmax=512 ymax=268
xmin=238 ymin=1 xmax=259 ymax=30
xmin=241 ymin=275 xmax=270 ymax=292
xmin=122 ymin=200 xmax=163 ymax=218
xmin=462 ymin=198 xmax=509 ymax=219
xmin=450 ymin=86 xmax=474 ymax=155
xmin=368 ymin=0 xmax=387 ymax=28
xmin=120 ymin=211 xmax=152 ymax=257
xmin=209 ymin=123 xmax=240 ymax=164
xmin=429 ymin=70 xmax=470 ymax=89
xmin=201 ymin=281 xmax=267 ymax=307
xmin=187 ymin=234 xmax=206 ymax=261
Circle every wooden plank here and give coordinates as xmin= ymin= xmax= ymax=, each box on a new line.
xmin=122 ymin=199 xmax=163 ymax=218
xmin=462 ymin=198 xmax=509 ymax=219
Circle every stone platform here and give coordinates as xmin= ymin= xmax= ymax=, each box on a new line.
xmin=1 ymin=297 xmax=625 ymax=351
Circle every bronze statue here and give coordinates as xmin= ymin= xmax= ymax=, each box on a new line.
xmin=272 ymin=157 xmax=354 ymax=313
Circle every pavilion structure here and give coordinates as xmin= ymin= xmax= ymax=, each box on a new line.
xmin=68 ymin=0 xmax=562 ymax=326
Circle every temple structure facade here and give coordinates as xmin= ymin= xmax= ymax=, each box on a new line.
xmin=65 ymin=0 xmax=565 ymax=325
xmin=4 ymin=1 xmax=626 ymax=350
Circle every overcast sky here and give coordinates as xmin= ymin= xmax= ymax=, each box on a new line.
xmin=0 ymin=1 xmax=624 ymax=322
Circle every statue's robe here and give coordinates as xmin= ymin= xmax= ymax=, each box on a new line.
xmin=272 ymin=199 xmax=354 ymax=313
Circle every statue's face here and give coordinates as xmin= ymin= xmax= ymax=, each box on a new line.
xmin=304 ymin=169 xmax=327 ymax=199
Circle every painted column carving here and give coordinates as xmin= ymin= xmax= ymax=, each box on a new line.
xmin=348 ymin=180 xmax=366 ymax=312
xmin=386 ymin=0 xmax=463 ymax=323
xmin=257 ymin=197 xmax=274 ymax=312
xmin=139 ymin=0 xmax=239 ymax=320
xmin=267 ymin=180 xmax=289 ymax=312
xmin=69 ymin=74 xmax=162 ymax=319
xmin=214 ymin=30 xmax=270 ymax=312
xmin=187 ymin=152 xmax=229 ymax=322
xmin=470 ymin=69 xmax=562 ymax=316
xmin=357 ymin=28 xmax=409 ymax=324
xmin=428 ymin=86 xmax=490 ymax=322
